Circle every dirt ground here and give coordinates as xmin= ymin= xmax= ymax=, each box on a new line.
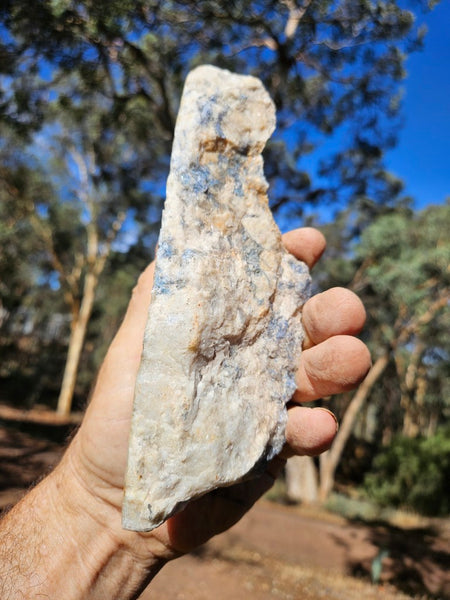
xmin=0 ymin=421 xmax=449 ymax=599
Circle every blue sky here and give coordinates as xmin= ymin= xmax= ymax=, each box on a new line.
xmin=385 ymin=1 xmax=450 ymax=208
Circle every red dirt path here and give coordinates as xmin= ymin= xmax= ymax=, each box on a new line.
xmin=0 ymin=422 xmax=448 ymax=599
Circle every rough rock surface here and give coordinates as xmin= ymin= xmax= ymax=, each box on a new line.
xmin=122 ymin=65 xmax=311 ymax=532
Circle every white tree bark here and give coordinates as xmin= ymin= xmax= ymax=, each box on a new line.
xmin=285 ymin=455 xmax=318 ymax=504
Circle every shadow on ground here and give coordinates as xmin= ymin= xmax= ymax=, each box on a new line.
xmin=1 ymin=421 xmax=449 ymax=599
xmin=337 ymin=517 xmax=449 ymax=598
xmin=0 ymin=423 xmax=67 ymax=509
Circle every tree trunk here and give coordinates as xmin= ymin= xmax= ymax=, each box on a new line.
xmin=402 ymin=405 xmax=420 ymax=438
xmin=56 ymin=271 xmax=98 ymax=415
xmin=285 ymin=455 xmax=318 ymax=504
xmin=318 ymin=352 xmax=390 ymax=502
xmin=427 ymin=410 xmax=439 ymax=438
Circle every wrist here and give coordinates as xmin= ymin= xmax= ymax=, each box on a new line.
xmin=38 ymin=460 xmax=165 ymax=599
xmin=47 ymin=439 xmax=174 ymax=596
xmin=0 ymin=439 xmax=172 ymax=600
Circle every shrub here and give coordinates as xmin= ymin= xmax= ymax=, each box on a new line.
xmin=363 ymin=426 xmax=450 ymax=516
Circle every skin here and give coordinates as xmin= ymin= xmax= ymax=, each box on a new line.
xmin=0 ymin=227 xmax=371 ymax=599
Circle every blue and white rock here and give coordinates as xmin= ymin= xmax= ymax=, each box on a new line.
xmin=122 ymin=65 xmax=311 ymax=532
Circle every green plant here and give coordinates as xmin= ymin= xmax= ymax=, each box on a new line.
xmin=363 ymin=426 xmax=450 ymax=516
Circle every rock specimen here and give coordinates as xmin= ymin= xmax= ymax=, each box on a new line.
xmin=122 ymin=65 xmax=311 ymax=532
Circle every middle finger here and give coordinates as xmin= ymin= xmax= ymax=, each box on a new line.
xmin=302 ymin=287 xmax=366 ymax=349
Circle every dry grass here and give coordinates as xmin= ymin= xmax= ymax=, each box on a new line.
xmin=220 ymin=545 xmax=415 ymax=600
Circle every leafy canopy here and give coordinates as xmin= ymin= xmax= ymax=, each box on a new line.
xmin=0 ymin=0 xmax=433 ymax=217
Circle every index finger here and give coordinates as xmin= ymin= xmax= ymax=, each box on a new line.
xmin=282 ymin=227 xmax=326 ymax=269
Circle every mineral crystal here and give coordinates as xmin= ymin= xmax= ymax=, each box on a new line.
xmin=122 ymin=65 xmax=311 ymax=532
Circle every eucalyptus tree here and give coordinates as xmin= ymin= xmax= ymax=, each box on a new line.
xmin=317 ymin=203 xmax=449 ymax=501
xmin=1 ymin=0 xmax=432 ymax=215
xmin=0 ymin=0 xmax=436 ymax=413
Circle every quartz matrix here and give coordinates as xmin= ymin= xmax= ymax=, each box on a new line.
xmin=122 ymin=65 xmax=311 ymax=531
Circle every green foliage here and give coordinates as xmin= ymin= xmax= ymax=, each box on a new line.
xmin=0 ymin=1 xmax=442 ymax=412
xmin=317 ymin=202 xmax=449 ymax=443
xmin=325 ymin=492 xmax=385 ymax=522
xmin=0 ymin=140 xmax=56 ymax=311
xmin=0 ymin=0 xmax=433 ymax=216
xmin=363 ymin=426 xmax=450 ymax=516
xmin=357 ymin=203 xmax=449 ymax=309
xmin=357 ymin=205 xmax=450 ymax=410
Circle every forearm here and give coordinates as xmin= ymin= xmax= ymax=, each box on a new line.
xmin=0 ymin=453 xmax=166 ymax=600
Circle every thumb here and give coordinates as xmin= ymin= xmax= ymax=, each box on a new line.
xmin=110 ymin=261 xmax=156 ymax=355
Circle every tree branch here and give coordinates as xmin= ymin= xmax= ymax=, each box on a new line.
xmin=26 ymin=205 xmax=78 ymax=312
xmin=396 ymin=289 xmax=449 ymax=348
xmin=319 ymin=351 xmax=390 ymax=500
xmin=282 ymin=0 xmax=314 ymax=39
xmin=95 ymin=210 xmax=127 ymax=277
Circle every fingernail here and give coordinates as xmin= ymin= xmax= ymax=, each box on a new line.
xmin=316 ymin=407 xmax=339 ymax=432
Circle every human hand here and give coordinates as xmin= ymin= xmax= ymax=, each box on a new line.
xmin=59 ymin=227 xmax=370 ymax=567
